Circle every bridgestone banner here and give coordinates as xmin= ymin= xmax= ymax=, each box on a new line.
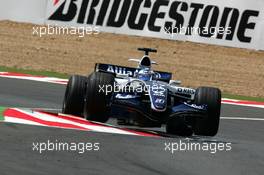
xmin=1 ymin=0 xmax=264 ymax=50
xmin=45 ymin=0 xmax=264 ymax=50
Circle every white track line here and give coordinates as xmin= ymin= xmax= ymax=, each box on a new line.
xmin=221 ymin=117 xmax=264 ymax=121
xmin=221 ymin=102 xmax=264 ymax=109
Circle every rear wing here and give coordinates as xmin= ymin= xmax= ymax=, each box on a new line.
xmin=94 ymin=63 xmax=172 ymax=82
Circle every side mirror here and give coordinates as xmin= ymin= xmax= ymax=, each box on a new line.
xmin=169 ymin=80 xmax=181 ymax=86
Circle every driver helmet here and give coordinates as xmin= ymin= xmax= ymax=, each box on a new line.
xmin=136 ymin=68 xmax=153 ymax=81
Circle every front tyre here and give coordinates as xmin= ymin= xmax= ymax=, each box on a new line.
xmin=62 ymin=75 xmax=87 ymax=117
xmin=84 ymin=72 xmax=115 ymax=123
xmin=166 ymin=116 xmax=193 ymax=136
xmin=194 ymin=87 xmax=221 ymax=136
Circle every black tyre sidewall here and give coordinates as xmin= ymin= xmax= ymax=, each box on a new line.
xmin=194 ymin=87 xmax=221 ymax=136
xmin=166 ymin=116 xmax=193 ymax=136
xmin=84 ymin=72 xmax=114 ymax=123
xmin=62 ymin=75 xmax=87 ymax=116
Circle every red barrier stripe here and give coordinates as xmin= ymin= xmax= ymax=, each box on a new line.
xmin=222 ymin=99 xmax=264 ymax=106
xmin=39 ymin=111 xmax=159 ymax=137
xmin=121 ymin=128 xmax=159 ymax=137
xmin=54 ymin=0 xmax=59 ymax=5
xmin=4 ymin=109 xmax=89 ymax=131
xmin=53 ymin=80 xmax=68 ymax=84
xmin=39 ymin=111 xmax=111 ymax=127
xmin=0 ymin=72 xmax=45 ymax=78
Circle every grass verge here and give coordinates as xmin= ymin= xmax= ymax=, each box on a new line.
xmin=0 ymin=107 xmax=6 ymax=121
xmin=1 ymin=66 xmax=264 ymax=102
xmin=0 ymin=66 xmax=69 ymax=79
xmin=222 ymin=93 xmax=264 ymax=102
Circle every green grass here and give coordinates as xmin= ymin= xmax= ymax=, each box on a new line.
xmin=1 ymin=66 xmax=264 ymax=102
xmin=222 ymin=93 xmax=264 ymax=102
xmin=0 ymin=66 xmax=69 ymax=79
xmin=0 ymin=106 xmax=6 ymax=121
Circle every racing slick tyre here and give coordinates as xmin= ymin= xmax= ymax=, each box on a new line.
xmin=84 ymin=72 xmax=115 ymax=123
xmin=193 ymin=87 xmax=221 ymax=136
xmin=62 ymin=75 xmax=87 ymax=117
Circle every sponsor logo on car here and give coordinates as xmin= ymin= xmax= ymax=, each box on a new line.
xmin=155 ymin=98 xmax=165 ymax=104
xmin=184 ymin=102 xmax=207 ymax=110
xmin=176 ymin=87 xmax=195 ymax=95
xmin=107 ymin=65 xmax=134 ymax=76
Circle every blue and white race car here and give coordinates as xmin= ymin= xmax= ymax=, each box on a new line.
xmin=62 ymin=48 xmax=221 ymax=136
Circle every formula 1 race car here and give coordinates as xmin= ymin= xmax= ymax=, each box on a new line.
xmin=62 ymin=48 xmax=221 ymax=136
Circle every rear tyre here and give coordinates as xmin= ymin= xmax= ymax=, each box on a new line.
xmin=84 ymin=72 xmax=115 ymax=123
xmin=62 ymin=75 xmax=87 ymax=117
xmin=194 ymin=87 xmax=221 ymax=136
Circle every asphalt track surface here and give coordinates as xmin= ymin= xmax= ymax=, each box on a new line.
xmin=0 ymin=77 xmax=263 ymax=175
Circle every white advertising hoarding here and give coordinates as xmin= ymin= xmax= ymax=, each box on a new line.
xmin=0 ymin=0 xmax=47 ymax=24
xmin=0 ymin=0 xmax=263 ymax=50
xmin=45 ymin=0 xmax=264 ymax=50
